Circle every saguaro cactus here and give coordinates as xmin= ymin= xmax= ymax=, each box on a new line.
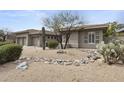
xmin=42 ymin=27 xmax=45 ymax=50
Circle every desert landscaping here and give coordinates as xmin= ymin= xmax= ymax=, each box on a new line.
xmin=1 ymin=11 xmax=124 ymax=82
xmin=0 ymin=46 xmax=124 ymax=82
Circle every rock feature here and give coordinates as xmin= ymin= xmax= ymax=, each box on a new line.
xmin=15 ymin=50 xmax=102 ymax=70
xmin=16 ymin=62 xmax=28 ymax=71
xmin=73 ymin=62 xmax=80 ymax=66
xmin=87 ymin=50 xmax=101 ymax=61
xmin=57 ymin=50 xmax=67 ymax=54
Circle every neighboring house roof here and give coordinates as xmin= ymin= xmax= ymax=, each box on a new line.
xmin=60 ymin=24 xmax=108 ymax=31
xmin=14 ymin=29 xmax=56 ymax=35
xmin=116 ymin=28 xmax=124 ymax=33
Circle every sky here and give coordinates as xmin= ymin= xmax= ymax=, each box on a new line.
xmin=0 ymin=10 xmax=124 ymax=32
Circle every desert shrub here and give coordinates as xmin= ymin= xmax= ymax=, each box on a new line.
xmin=0 ymin=44 xmax=23 ymax=64
xmin=96 ymin=40 xmax=124 ymax=65
xmin=48 ymin=40 xmax=58 ymax=49
xmin=0 ymin=41 xmax=12 ymax=46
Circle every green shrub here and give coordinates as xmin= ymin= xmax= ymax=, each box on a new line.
xmin=0 ymin=41 xmax=12 ymax=46
xmin=96 ymin=40 xmax=124 ymax=65
xmin=48 ymin=40 xmax=58 ymax=49
xmin=0 ymin=44 xmax=23 ymax=64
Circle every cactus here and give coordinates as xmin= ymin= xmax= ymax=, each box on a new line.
xmin=97 ymin=40 xmax=124 ymax=65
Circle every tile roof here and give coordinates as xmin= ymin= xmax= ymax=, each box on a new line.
xmin=60 ymin=24 xmax=108 ymax=31
xmin=14 ymin=29 xmax=55 ymax=35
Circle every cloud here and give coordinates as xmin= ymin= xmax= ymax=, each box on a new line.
xmin=0 ymin=10 xmax=48 ymax=18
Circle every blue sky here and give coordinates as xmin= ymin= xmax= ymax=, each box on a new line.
xmin=0 ymin=10 xmax=124 ymax=32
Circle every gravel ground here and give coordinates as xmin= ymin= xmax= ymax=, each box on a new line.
xmin=0 ymin=46 xmax=124 ymax=82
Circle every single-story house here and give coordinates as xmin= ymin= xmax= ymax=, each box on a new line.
xmin=61 ymin=24 xmax=108 ymax=48
xmin=14 ymin=29 xmax=57 ymax=47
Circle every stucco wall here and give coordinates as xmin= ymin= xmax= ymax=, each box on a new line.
xmin=116 ymin=36 xmax=124 ymax=40
xmin=65 ymin=30 xmax=104 ymax=48
xmin=68 ymin=31 xmax=79 ymax=48
xmin=79 ymin=30 xmax=103 ymax=48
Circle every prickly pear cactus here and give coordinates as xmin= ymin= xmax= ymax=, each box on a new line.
xmin=96 ymin=40 xmax=124 ymax=65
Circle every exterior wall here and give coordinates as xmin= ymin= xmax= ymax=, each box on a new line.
xmin=116 ymin=32 xmax=124 ymax=41
xmin=117 ymin=36 xmax=124 ymax=40
xmin=62 ymin=32 xmax=79 ymax=48
xmin=65 ymin=30 xmax=104 ymax=48
xmin=68 ymin=31 xmax=79 ymax=48
xmin=79 ymin=30 xmax=103 ymax=48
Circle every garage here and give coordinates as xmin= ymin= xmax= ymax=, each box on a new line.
xmin=31 ymin=37 xmax=40 ymax=46
xmin=17 ymin=37 xmax=26 ymax=46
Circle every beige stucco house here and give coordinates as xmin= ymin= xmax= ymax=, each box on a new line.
xmin=15 ymin=24 xmax=109 ymax=48
xmin=14 ymin=29 xmax=57 ymax=47
xmin=62 ymin=24 xmax=108 ymax=48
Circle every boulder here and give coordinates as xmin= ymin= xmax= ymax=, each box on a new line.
xmin=16 ymin=62 xmax=28 ymax=71
xmin=73 ymin=62 xmax=80 ymax=66
xmin=73 ymin=60 xmax=80 ymax=66
xmin=14 ymin=60 xmax=22 ymax=64
xmin=26 ymin=57 xmax=31 ymax=61
xmin=19 ymin=57 xmax=27 ymax=60
xmin=57 ymin=50 xmax=67 ymax=54
xmin=80 ymin=58 xmax=89 ymax=64
xmin=57 ymin=59 xmax=64 ymax=65
xmin=64 ymin=61 xmax=73 ymax=65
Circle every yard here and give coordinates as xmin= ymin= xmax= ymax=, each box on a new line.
xmin=0 ymin=46 xmax=124 ymax=82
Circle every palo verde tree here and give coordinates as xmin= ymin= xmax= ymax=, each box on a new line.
xmin=42 ymin=11 xmax=84 ymax=49
xmin=104 ymin=22 xmax=118 ymax=37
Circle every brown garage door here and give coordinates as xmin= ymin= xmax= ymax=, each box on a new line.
xmin=32 ymin=37 xmax=40 ymax=46
xmin=17 ymin=37 xmax=26 ymax=46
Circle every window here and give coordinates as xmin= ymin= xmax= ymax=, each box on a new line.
xmin=95 ymin=32 xmax=100 ymax=43
xmin=84 ymin=35 xmax=88 ymax=43
xmin=88 ymin=32 xmax=95 ymax=43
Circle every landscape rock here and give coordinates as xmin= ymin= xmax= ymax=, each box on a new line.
xmin=44 ymin=61 xmax=50 ymax=64
xmin=73 ymin=62 xmax=80 ymax=66
xmin=87 ymin=50 xmax=101 ymax=61
xmin=74 ymin=60 xmax=80 ymax=63
xmin=89 ymin=59 xmax=95 ymax=63
xmin=16 ymin=62 xmax=28 ymax=71
xmin=80 ymin=58 xmax=89 ymax=64
xmin=64 ymin=61 xmax=73 ymax=65
xmin=15 ymin=55 xmax=95 ymax=68
xmin=19 ymin=57 xmax=27 ymax=60
xmin=26 ymin=57 xmax=31 ymax=61
xmin=14 ymin=60 xmax=22 ymax=64
xmin=56 ymin=59 xmax=64 ymax=65
xmin=57 ymin=50 xmax=67 ymax=54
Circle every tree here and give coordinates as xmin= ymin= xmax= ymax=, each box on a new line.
xmin=104 ymin=22 xmax=118 ymax=37
xmin=0 ymin=28 xmax=9 ymax=41
xmin=42 ymin=11 xmax=84 ymax=49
